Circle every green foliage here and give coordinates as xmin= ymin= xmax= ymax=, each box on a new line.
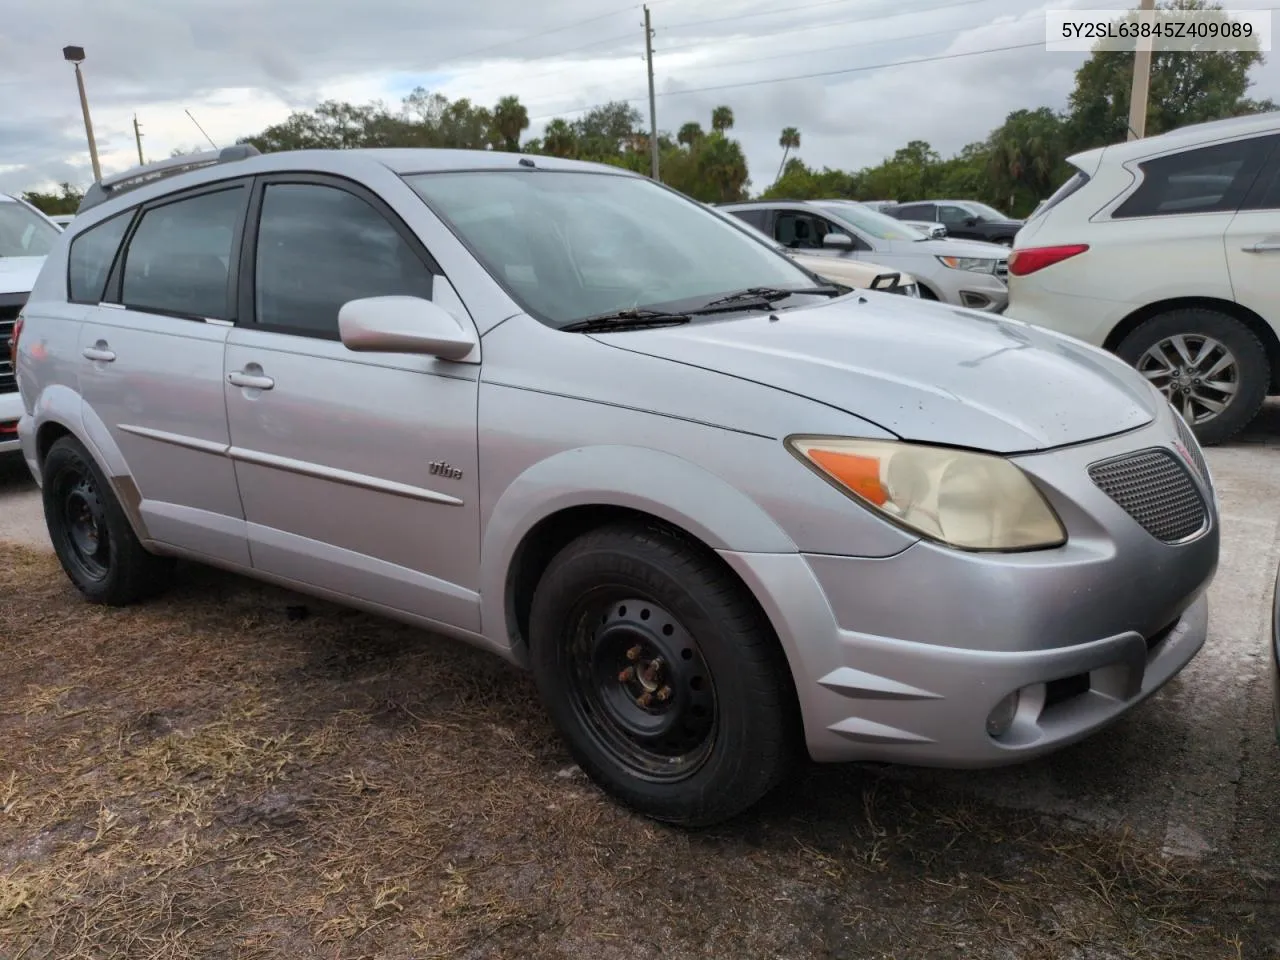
xmin=22 ymin=182 xmax=83 ymax=215
xmin=228 ymin=5 xmax=1271 ymax=219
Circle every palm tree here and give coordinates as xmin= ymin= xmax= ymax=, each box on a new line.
xmin=491 ymin=95 xmax=530 ymax=152
xmin=775 ymin=127 xmax=800 ymax=182
xmin=710 ymin=106 xmax=734 ymax=133
xmin=543 ymin=118 xmax=576 ymax=158
xmin=677 ymin=121 xmax=704 ymax=148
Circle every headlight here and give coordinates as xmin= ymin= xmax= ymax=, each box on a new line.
xmin=895 ymin=282 xmax=921 ymax=297
xmin=937 ymin=255 xmax=997 ymax=274
xmin=786 ymin=436 xmax=1067 ymax=551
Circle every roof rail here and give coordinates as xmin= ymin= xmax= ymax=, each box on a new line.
xmin=77 ymin=144 xmax=261 ymax=214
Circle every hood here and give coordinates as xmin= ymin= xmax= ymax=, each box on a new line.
xmin=591 ymin=295 xmax=1156 ymax=453
xmin=0 ymin=257 xmax=44 ymax=296
xmin=986 ymin=219 xmax=1025 ymax=231
xmin=885 ymin=237 xmax=1007 ymax=258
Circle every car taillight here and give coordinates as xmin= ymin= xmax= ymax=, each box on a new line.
xmin=9 ymin=315 xmax=22 ymax=369
xmin=1007 ymin=244 xmax=1089 ymax=277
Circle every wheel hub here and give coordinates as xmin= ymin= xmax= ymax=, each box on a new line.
xmin=568 ymin=597 xmax=717 ymax=780
xmin=1136 ymin=334 xmax=1238 ymax=425
xmin=59 ymin=472 xmax=110 ymax=581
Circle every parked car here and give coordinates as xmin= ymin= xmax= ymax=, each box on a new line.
xmin=720 ymin=198 xmax=1010 ymax=312
xmin=704 ymin=203 xmax=921 ymax=297
xmin=16 ymin=146 xmax=1219 ymax=827
xmin=886 ymin=200 xmax=1024 ymax=246
xmin=1006 ymin=110 xmax=1280 ymax=444
xmin=0 ymin=193 xmax=61 ymax=455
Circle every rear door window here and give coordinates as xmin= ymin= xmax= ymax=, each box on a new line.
xmin=120 ymin=186 xmax=247 ymax=320
xmin=1113 ymin=136 xmax=1276 ymax=218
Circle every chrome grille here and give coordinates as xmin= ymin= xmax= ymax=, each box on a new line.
xmin=0 ymin=317 xmax=15 ymax=396
xmin=994 ymin=258 xmax=1009 ymax=280
xmin=1173 ymin=412 xmax=1211 ymax=487
xmin=1088 ymin=448 xmax=1207 ymax=543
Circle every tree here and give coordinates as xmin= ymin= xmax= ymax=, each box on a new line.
xmin=986 ymin=108 xmax=1068 ymax=212
xmin=573 ymin=101 xmax=644 ymax=158
xmin=542 ymin=118 xmax=577 ymax=157
xmin=710 ymin=105 xmax=734 ymax=132
xmin=677 ymin=121 xmax=704 ymax=148
xmin=22 ymin=182 xmax=83 ymax=215
xmin=776 ymin=127 xmax=800 ymax=183
xmin=491 ymin=95 xmax=529 ymax=152
xmin=1065 ymin=0 xmax=1274 ymax=150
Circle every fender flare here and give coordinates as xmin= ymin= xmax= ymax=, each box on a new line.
xmin=479 ymin=444 xmax=799 ymax=653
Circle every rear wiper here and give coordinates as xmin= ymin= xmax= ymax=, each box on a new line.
xmin=696 ymin=285 xmax=844 ymax=311
xmin=560 ymin=308 xmax=692 ymax=333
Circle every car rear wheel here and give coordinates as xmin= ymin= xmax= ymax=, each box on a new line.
xmin=42 ymin=435 xmax=172 ymax=605
xmin=528 ymin=521 xmax=798 ymax=827
xmin=1115 ymin=308 xmax=1269 ymax=445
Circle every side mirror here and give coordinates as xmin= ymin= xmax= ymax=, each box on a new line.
xmin=822 ymin=232 xmax=854 ymax=249
xmin=338 ymin=296 xmax=477 ymax=361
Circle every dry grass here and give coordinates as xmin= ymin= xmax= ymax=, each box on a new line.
xmin=1 ymin=543 xmax=1276 ymax=959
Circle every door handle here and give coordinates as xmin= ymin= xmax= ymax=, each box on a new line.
xmin=1241 ymin=242 xmax=1280 ymax=253
xmin=82 ymin=345 xmax=116 ymax=362
xmin=227 ymin=371 xmax=275 ymax=390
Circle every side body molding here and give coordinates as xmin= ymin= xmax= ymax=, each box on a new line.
xmin=479 ymin=444 xmax=800 ymax=662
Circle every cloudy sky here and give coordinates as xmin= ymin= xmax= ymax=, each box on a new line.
xmin=2 ymin=0 xmax=1278 ymax=197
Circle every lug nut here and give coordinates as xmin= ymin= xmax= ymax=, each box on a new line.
xmin=626 ymin=645 xmax=642 ymax=661
xmin=638 ymin=692 xmax=653 ymax=707
xmin=618 ymin=666 xmax=635 ymax=683
xmin=656 ymin=686 xmax=672 ymax=702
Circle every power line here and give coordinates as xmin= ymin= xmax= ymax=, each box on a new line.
xmin=657 ymin=0 xmax=999 ymax=55
xmin=527 ymin=39 xmax=1043 ymax=121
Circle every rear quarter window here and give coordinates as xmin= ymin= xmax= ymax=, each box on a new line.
xmin=67 ymin=210 xmax=133 ymax=304
xmin=1112 ymin=136 xmax=1274 ymax=218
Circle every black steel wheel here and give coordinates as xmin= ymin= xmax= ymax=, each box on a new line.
xmin=42 ymin=435 xmax=172 ymax=605
xmin=563 ymin=593 xmax=718 ymax=782
xmin=529 ymin=521 xmax=799 ymax=827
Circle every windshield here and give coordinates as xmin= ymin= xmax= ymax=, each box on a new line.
xmin=406 ymin=171 xmax=817 ymax=326
xmin=812 ymin=201 xmax=925 ymax=241
xmin=960 ymin=201 xmax=1011 ymax=221
xmin=0 ymin=201 xmax=59 ymax=258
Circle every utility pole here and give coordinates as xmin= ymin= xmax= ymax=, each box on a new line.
xmin=643 ymin=4 xmax=659 ymax=181
xmin=1127 ymin=0 xmax=1156 ymax=140
xmin=132 ymin=114 xmax=145 ymax=165
xmin=62 ymin=46 xmax=101 ymax=182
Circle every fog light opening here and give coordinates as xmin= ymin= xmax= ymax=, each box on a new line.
xmin=986 ymin=691 xmax=1020 ymax=738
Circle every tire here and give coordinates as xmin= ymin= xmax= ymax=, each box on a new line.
xmin=42 ymin=435 xmax=172 ymax=605
xmin=528 ymin=521 xmax=799 ymax=827
xmin=1115 ymin=308 xmax=1269 ymax=446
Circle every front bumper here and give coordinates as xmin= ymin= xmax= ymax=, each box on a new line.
xmin=934 ymin=269 xmax=1008 ymax=313
xmin=720 ymin=415 xmax=1218 ymax=767
xmin=0 ymin=390 xmax=22 ymax=455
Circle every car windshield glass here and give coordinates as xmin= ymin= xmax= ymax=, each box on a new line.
xmin=0 ymin=201 xmax=60 ymax=258
xmin=812 ymin=201 xmax=924 ymax=241
xmin=406 ymin=170 xmax=817 ymax=327
xmin=961 ymin=201 xmax=1010 ymax=221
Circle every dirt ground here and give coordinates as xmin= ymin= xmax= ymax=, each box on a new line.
xmin=1 ymin=543 xmax=1278 ymax=960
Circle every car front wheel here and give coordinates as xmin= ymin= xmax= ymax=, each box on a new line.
xmin=1116 ymin=308 xmax=1269 ymax=445
xmin=528 ymin=521 xmax=799 ymax=827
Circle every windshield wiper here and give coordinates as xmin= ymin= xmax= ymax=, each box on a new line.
xmin=560 ymin=308 xmax=692 ymax=333
xmin=695 ymin=285 xmax=844 ymax=312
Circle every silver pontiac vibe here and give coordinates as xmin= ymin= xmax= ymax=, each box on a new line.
xmin=13 ymin=147 xmax=1218 ymax=826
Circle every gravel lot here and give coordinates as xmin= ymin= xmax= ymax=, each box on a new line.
xmin=2 ymin=406 xmax=1279 ymax=958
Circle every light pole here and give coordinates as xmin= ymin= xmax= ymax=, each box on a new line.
xmin=62 ymin=45 xmax=102 ymax=182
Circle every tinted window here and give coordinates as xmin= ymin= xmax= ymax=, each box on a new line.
xmin=121 ymin=188 xmax=244 ymax=320
xmin=1113 ymin=137 xmax=1272 ymax=218
xmin=254 ymin=183 xmax=434 ymax=337
xmin=68 ymin=211 xmax=131 ymax=304
xmin=732 ymin=208 xmax=770 ymax=231
xmin=896 ymin=203 xmax=934 ymax=220
xmin=0 ymin=201 xmax=60 ymax=258
xmin=812 ymin=202 xmax=923 ymax=241
xmin=1242 ymin=153 xmax=1280 ymax=210
xmin=938 ymin=203 xmax=971 ymax=225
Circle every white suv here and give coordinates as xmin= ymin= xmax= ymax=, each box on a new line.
xmin=1007 ymin=111 xmax=1280 ymax=445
